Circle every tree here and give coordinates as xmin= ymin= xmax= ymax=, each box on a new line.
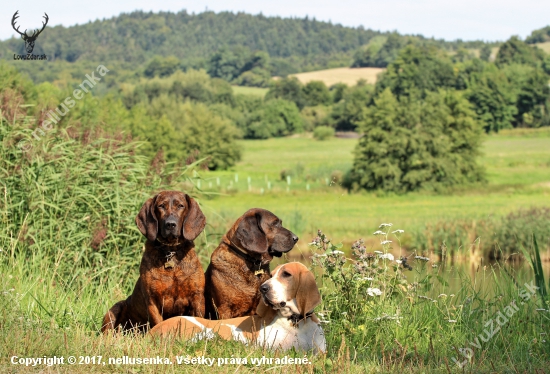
xmin=176 ymin=101 xmax=242 ymax=170
xmin=375 ymin=44 xmax=456 ymax=99
xmin=495 ymin=36 xmax=546 ymax=67
xmin=144 ymin=56 xmax=181 ymax=77
xmin=302 ymin=80 xmax=331 ymax=106
xmin=347 ymin=88 xmax=485 ymax=192
xmin=328 ymin=83 xmax=373 ymax=131
xmin=266 ymin=77 xmax=306 ymax=109
xmin=466 ymin=64 xmax=517 ymax=132
xmin=245 ymin=99 xmax=303 ymax=139
xmin=479 ymin=44 xmax=492 ymax=61
xmin=351 ymin=34 xmax=406 ymax=68
xmin=515 ymin=69 xmax=550 ymax=127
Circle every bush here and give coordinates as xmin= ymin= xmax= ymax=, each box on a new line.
xmin=244 ymin=99 xmax=303 ymax=139
xmin=313 ymin=125 xmax=335 ymax=140
xmin=300 ymin=105 xmax=330 ymax=131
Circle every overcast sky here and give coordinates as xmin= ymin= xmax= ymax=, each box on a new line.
xmin=1 ymin=0 xmax=548 ymax=42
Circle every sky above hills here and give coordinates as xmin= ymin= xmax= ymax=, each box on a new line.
xmin=1 ymin=0 xmax=548 ymax=42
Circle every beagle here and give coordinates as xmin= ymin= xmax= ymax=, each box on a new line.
xmin=150 ymin=262 xmax=326 ymax=354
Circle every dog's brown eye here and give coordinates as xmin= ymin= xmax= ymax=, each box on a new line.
xmin=159 ymin=204 xmax=166 ymax=210
xmin=282 ymin=271 xmax=292 ymax=278
xmin=178 ymin=204 xmax=184 ymax=209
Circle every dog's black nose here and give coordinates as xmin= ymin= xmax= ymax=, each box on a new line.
xmin=279 ymin=301 xmax=286 ymax=307
xmin=292 ymin=235 xmax=299 ymax=243
xmin=260 ymin=284 xmax=270 ymax=294
xmin=165 ymin=220 xmax=177 ymax=230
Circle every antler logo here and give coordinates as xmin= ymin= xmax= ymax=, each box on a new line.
xmin=11 ymin=10 xmax=49 ymax=54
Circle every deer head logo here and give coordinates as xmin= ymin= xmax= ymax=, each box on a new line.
xmin=11 ymin=10 xmax=49 ymax=54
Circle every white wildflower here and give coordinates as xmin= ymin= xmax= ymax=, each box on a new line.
xmin=395 ymin=260 xmax=402 ymax=264
xmin=331 ymin=250 xmax=344 ymax=255
xmin=374 ymin=250 xmax=383 ymax=254
xmin=391 ymin=229 xmax=404 ymax=234
xmin=373 ymin=230 xmax=385 ymax=236
xmin=367 ymin=288 xmax=382 ymax=296
xmin=448 ymin=320 xmax=457 ymax=323
xmin=380 ymin=240 xmax=392 ymax=245
xmin=360 ymin=277 xmax=374 ymax=281
xmin=378 ymin=253 xmax=395 ymax=261
xmin=379 ymin=223 xmax=393 ymax=228
xmin=438 ymin=294 xmax=448 ymax=298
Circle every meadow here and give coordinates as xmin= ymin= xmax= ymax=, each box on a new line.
xmin=201 ymin=130 xmax=550 ymax=257
xmin=1 ymin=114 xmax=549 ymax=373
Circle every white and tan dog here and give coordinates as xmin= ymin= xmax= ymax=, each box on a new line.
xmin=149 ymin=262 xmax=326 ymax=354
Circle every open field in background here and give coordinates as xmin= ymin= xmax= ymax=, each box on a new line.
xmin=201 ymin=131 xmax=550 ymax=255
xmin=536 ymin=41 xmax=550 ymax=54
xmin=290 ymin=67 xmax=384 ymax=86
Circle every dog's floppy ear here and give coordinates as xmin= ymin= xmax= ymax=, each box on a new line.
xmin=233 ymin=212 xmax=268 ymax=254
xmin=183 ymin=194 xmax=206 ymax=241
xmin=296 ymin=270 xmax=321 ymax=317
xmin=136 ymin=196 xmax=158 ymax=242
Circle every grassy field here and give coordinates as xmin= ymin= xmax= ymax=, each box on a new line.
xmin=290 ymin=67 xmax=385 ymax=87
xmin=2 ymin=116 xmax=549 ymax=373
xmin=200 ymin=131 xmax=550 ymax=253
xmin=536 ymin=41 xmax=550 ymax=54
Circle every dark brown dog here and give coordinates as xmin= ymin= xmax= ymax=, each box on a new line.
xmin=101 ymin=191 xmax=206 ymax=333
xmin=204 ymin=208 xmax=298 ymax=320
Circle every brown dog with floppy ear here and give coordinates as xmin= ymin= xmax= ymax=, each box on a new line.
xmin=204 ymin=208 xmax=298 ymax=320
xmin=101 ymin=191 xmax=206 ymax=333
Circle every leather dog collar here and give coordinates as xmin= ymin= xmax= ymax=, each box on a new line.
xmin=155 ymin=237 xmax=181 ymax=247
xmin=227 ymin=241 xmax=267 ymax=274
xmin=288 ymin=312 xmax=314 ymax=327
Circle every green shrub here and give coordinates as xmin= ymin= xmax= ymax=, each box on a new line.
xmin=313 ymin=125 xmax=335 ymax=140
xmin=348 ymin=88 xmax=486 ymax=192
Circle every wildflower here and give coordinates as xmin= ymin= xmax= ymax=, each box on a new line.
xmin=448 ymin=320 xmax=457 ymax=323
xmin=391 ymin=229 xmax=404 ymax=234
xmin=373 ymin=230 xmax=385 ymax=236
xmin=415 ymin=256 xmax=430 ymax=262
xmin=331 ymin=250 xmax=344 ymax=255
xmin=374 ymin=250 xmax=383 ymax=254
xmin=367 ymin=288 xmax=382 ymax=296
xmin=438 ymin=294 xmax=448 ymax=298
xmin=378 ymin=253 xmax=395 ymax=261
xmin=379 ymin=223 xmax=393 ymax=228
xmin=359 ymin=277 xmax=374 ymax=281
xmin=380 ymin=240 xmax=392 ymax=245
xmin=431 ymin=264 xmax=438 ymax=268
xmin=395 ymin=259 xmax=402 ymax=264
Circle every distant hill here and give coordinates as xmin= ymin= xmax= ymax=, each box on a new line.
xmin=0 ymin=10 xmax=492 ymax=77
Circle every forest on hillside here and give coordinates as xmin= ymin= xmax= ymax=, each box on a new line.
xmin=1 ymin=10 xmax=495 ymax=79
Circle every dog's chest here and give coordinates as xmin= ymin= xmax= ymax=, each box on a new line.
xmin=256 ymin=317 xmax=326 ymax=353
